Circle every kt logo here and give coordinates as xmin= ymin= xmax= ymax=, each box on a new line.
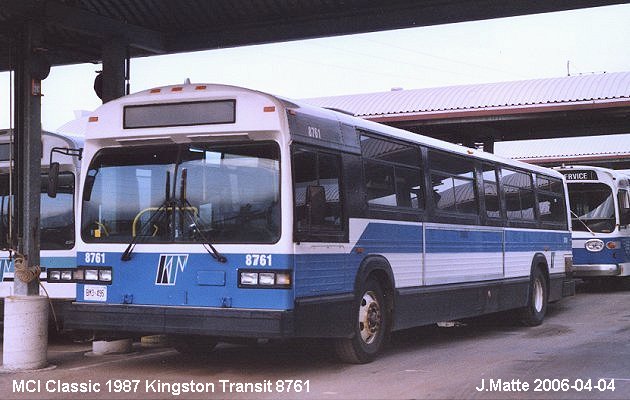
xmin=1 ymin=258 xmax=13 ymax=280
xmin=155 ymin=254 xmax=189 ymax=286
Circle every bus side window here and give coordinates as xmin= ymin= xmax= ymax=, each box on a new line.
xmin=292 ymin=147 xmax=344 ymax=240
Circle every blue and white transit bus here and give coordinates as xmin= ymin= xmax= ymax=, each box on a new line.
xmin=0 ymin=129 xmax=82 ymax=327
xmin=556 ymin=166 xmax=630 ymax=281
xmin=56 ymin=83 xmax=574 ymax=363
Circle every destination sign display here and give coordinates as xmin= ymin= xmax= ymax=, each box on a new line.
xmin=124 ymin=100 xmax=236 ymax=129
xmin=559 ymin=170 xmax=598 ymax=181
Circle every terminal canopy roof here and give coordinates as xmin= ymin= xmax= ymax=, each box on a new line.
xmin=0 ymin=0 xmax=626 ymax=71
xmin=305 ymin=72 xmax=630 ymax=146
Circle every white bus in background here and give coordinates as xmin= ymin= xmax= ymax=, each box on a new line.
xmin=0 ymin=129 xmax=82 ymax=330
xmin=556 ymin=165 xmax=630 ymax=282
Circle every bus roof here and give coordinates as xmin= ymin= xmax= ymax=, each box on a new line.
xmin=87 ymin=83 xmax=565 ymax=180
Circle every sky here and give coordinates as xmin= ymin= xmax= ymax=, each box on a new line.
xmin=1 ymin=3 xmax=630 ymax=131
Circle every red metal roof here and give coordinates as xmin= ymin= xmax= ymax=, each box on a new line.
xmin=304 ymin=72 xmax=630 ymax=118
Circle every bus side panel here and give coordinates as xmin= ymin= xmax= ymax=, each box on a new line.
xmin=351 ymin=221 xmax=423 ymax=288
xmin=293 ymin=251 xmax=354 ymax=297
xmin=293 ymin=220 xmax=423 ymax=337
xmin=424 ymin=225 xmax=503 ymax=285
xmin=504 ymin=230 xmax=569 ymax=277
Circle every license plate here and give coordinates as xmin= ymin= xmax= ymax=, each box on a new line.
xmin=83 ymin=284 xmax=107 ymax=302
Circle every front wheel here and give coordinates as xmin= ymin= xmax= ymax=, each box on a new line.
xmin=334 ymin=278 xmax=389 ymax=364
xmin=519 ymin=268 xmax=548 ymax=326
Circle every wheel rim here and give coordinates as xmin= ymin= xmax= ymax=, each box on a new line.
xmin=358 ymin=290 xmax=381 ymax=344
xmin=533 ymin=279 xmax=544 ymax=312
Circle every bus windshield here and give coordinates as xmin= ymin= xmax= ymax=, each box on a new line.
xmin=81 ymin=142 xmax=280 ymax=244
xmin=567 ymin=183 xmax=616 ymax=233
xmin=0 ymin=172 xmax=75 ymax=250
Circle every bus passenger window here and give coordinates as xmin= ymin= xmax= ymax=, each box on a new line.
xmin=502 ymin=169 xmax=536 ymax=221
xmin=292 ymin=148 xmax=343 ymax=233
xmin=537 ymin=176 xmax=567 ymax=228
xmin=428 ymin=150 xmax=477 ymax=216
xmin=360 ymin=133 xmax=423 ymax=210
xmin=365 ymin=161 xmax=396 ymax=207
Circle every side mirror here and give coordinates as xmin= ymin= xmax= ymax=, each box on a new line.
xmin=306 ymin=185 xmax=326 ymax=226
xmin=47 ymin=162 xmax=60 ymax=198
xmin=83 ymin=172 xmax=96 ymax=202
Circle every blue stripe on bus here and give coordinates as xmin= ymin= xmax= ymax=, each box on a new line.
xmin=352 ymin=223 xmax=571 ymax=254
xmin=41 ymin=256 xmax=77 ymax=268
xmin=293 ymin=223 xmax=571 ymax=297
xmin=505 ymin=230 xmax=571 ymax=252
xmin=426 ymin=229 xmax=502 ymax=253
xmin=353 ymin=223 xmax=422 ymax=253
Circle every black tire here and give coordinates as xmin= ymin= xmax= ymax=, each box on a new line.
xmin=334 ymin=278 xmax=389 ymax=364
xmin=519 ymin=268 xmax=548 ymax=326
xmin=170 ymin=335 xmax=218 ymax=355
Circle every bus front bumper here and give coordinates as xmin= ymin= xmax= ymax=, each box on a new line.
xmin=63 ymin=294 xmax=354 ymax=339
xmin=572 ymin=263 xmax=630 ymax=277
xmin=63 ymin=302 xmax=296 ymax=338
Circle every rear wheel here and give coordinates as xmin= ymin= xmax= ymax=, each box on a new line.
xmin=334 ymin=278 xmax=389 ymax=364
xmin=519 ymin=268 xmax=548 ymax=326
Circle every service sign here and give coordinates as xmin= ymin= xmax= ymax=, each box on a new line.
xmin=559 ymin=170 xmax=598 ymax=181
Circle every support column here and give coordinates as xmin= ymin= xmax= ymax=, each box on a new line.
xmin=12 ymin=22 xmax=45 ymax=296
xmin=101 ymin=38 xmax=127 ymax=102
xmin=3 ymin=21 xmax=50 ymax=371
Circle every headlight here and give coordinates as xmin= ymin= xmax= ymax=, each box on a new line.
xmin=48 ymin=267 xmax=112 ymax=284
xmin=72 ymin=267 xmax=113 ymax=284
xmin=240 ymin=272 xmax=258 ymax=285
xmin=47 ymin=269 xmax=74 ymax=282
xmin=85 ymin=269 xmax=99 ymax=281
xmin=238 ymin=270 xmax=292 ymax=288
xmin=585 ymin=239 xmax=604 ymax=252
xmin=258 ymin=272 xmax=275 ymax=285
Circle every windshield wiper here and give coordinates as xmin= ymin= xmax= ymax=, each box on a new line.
xmin=121 ymin=172 xmax=173 ymax=261
xmin=177 ymin=169 xmax=227 ymax=263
